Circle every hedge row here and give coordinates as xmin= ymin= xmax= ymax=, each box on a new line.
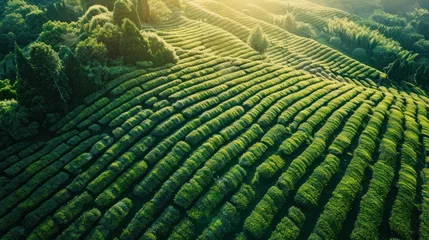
xmin=197 ymin=184 xmax=255 ymax=240
xmin=294 ymin=154 xmax=341 ymax=208
xmin=121 ymin=135 xmax=227 ymax=239
xmin=258 ymin=81 xmax=330 ymax=128
xmin=0 ymin=172 xmax=69 ymax=231
xmin=176 ymin=124 xmax=262 ymax=209
xmin=4 ymin=130 xmax=79 ymax=177
xmin=243 ymin=186 xmax=286 ymax=238
xmin=141 ymin=205 xmax=181 ymax=240
xmin=255 ymin=155 xmax=284 ymax=181
xmin=87 ymin=136 xmax=155 ymax=195
xmin=188 ymin=164 xmax=246 ymax=221
xmin=0 ymin=135 xmax=101 ymax=217
xmin=310 ymin=98 xmax=395 ymax=239
xmin=277 ymin=83 xmax=341 ymax=125
xmin=134 ymin=141 xmax=191 ymax=197
xmin=58 ymin=98 xmax=110 ymax=134
xmin=288 ymin=85 xmax=355 ymax=131
xmin=99 ymin=198 xmax=133 ymax=231
xmin=390 ymin=98 xmax=420 ymax=240
xmin=261 ymin=124 xmax=288 ymax=147
xmin=95 ymin=160 xmax=148 ymax=207
xmin=279 ymin=138 xmax=326 ymax=191
xmin=269 ymin=206 xmax=306 ymax=240
xmin=57 ymin=208 xmax=101 ymax=240
xmin=53 ymin=191 xmax=93 ymax=226
xmin=144 ymin=119 xmax=200 ymax=165
xmin=350 ymin=96 xmax=400 ymax=240
xmin=186 ymin=106 xmax=245 ymax=145
xmin=329 ymin=102 xmax=372 ymax=154
xmin=239 ymin=142 xmax=269 ymax=167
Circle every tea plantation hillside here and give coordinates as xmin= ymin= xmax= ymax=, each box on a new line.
xmin=1 ymin=0 xmax=429 ymax=239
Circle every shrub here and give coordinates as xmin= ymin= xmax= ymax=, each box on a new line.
xmin=329 ymin=37 xmax=341 ymax=47
xmin=100 ymin=198 xmax=133 ymax=230
xmin=352 ymin=48 xmax=367 ymax=59
xmin=80 ymin=4 xmax=109 ymax=25
xmin=296 ymin=22 xmax=316 ymax=38
xmin=149 ymin=0 xmax=172 ymax=24
xmin=244 ymin=186 xmax=286 ymax=238
xmin=247 ymin=25 xmax=270 ymax=54
xmin=255 ymin=155 xmax=284 ymax=181
xmin=57 ymin=208 xmax=101 ymax=240
xmin=75 ymin=37 xmax=108 ymax=64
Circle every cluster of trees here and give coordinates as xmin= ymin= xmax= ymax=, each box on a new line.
xmin=0 ymin=0 xmax=179 ymax=148
xmin=0 ymin=0 xmax=48 ymax=58
xmin=272 ymin=10 xmax=317 ymax=38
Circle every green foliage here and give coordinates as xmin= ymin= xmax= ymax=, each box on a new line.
xmin=413 ymin=39 xmax=429 ymax=56
xmin=0 ymin=79 xmax=16 ymax=100
xmin=80 ymin=4 xmax=109 ymax=26
xmin=149 ymin=0 xmax=171 ymax=24
xmin=381 ymin=0 xmax=416 ymax=13
xmin=255 ymin=155 xmax=284 ymax=181
xmin=100 ymin=198 xmax=133 ymax=230
xmin=16 ymin=43 xmax=70 ymax=119
xmin=328 ymin=17 xmax=406 ymax=68
xmin=37 ymin=20 xmax=79 ymax=51
xmin=113 ymin=0 xmax=140 ymax=25
xmin=329 ymin=36 xmax=341 ymax=47
xmin=119 ymin=18 xmax=151 ymax=64
xmin=243 ymin=186 xmax=286 ymax=238
xmin=0 ymin=100 xmax=39 ymax=147
xmin=0 ymin=0 xmax=48 ymax=57
xmin=247 ymin=24 xmax=270 ymax=54
xmin=370 ymin=10 xmax=407 ymax=27
xmin=415 ymin=65 xmax=429 ymax=88
xmin=76 ymin=36 xmax=108 ymax=64
xmin=296 ymin=22 xmax=317 ymax=38
xmin=352 ymin=48 xmax=367 ymax=59
xmin=46 ymin=2 xmax=79 ymax=22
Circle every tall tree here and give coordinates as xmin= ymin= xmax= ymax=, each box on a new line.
xmin=120 ymin=18 xmax=151 ymax=64
xmin=63 ymin=48 xmax=90 ymax=102
xmin=247 ymin=25 xmax=270 ymax=54
xmin=386 ymin=59 xmax=403 ymax=82
xmin=416 ymin=65 xmax=429 ymax=89
xmin=113 ymin=0 xmax=139 ymax=25
xmin=15 ymin=43 xmax=43 ymax=117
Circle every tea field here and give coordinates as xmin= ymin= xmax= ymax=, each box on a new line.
xmin=1 ymin=0 xmax=429 ymax=239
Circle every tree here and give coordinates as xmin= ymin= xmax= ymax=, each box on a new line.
xmin=149 ymin=0 xmax=171 ymax=24
xmin=75 ymin=37 xmax=108 ymax=64
xmin=0 ymin=79 xmax=16 ymax=101
xmin=137 ymin=0 xmax=151 ymax=23
xmin=28 ymin=42 xmax=70 ymax=113
xmin=0 ymin=100 xmax=39 ymax=148
xmin=247 ymin=25 xmax=270 ymax=54
xmin=380 ymin=0 xmax=416 ymax=13
xmin=81 ymin=4 xmax=109 ymax=26
xmin=386 ymin=59 xmax=403 ymax=82
xmin=15 ymin=44 xmax=41 ymax=115
xmin=119 ymin=18 xmax=151 ymax=64
xmin=352 ymin=48 xmax=367 ymax=59
xmin=113 ymin=0 xmax=139 ymax=26
xmin=147 ymin=32 xmax=178 ymax=66
xmin=16 ymin=43 xmax=70 ymax=118
xmin=62 ymin=48 xmax=90 ymax=102
xmin=416 ymin=65 xmax=429 ymax=89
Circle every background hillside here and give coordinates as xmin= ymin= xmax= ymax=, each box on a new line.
xmin=1 ymin=0 xmax=429 ymax=239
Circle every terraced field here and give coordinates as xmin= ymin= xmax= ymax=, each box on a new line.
xmin=1 ymin=0 xmax=429 ymax=239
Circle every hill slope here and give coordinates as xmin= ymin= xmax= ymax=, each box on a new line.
xmin=1 ymin=0 xmax=429 ymax=239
